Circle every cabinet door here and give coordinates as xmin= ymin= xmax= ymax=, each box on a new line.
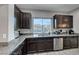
xmin=26 ymin=39 xmax=37 ymax=53
xmin=53 ymin=15 xmax=73 ymax=28
xmin=63 ymin=37 xmax=71 ymax=49
xmin=56 ymin=15 xmax=63 ymax=26
xmin=37 ymin=38 xmax=53 ymax=52
xmin=19 ymin=13 xmax=23 ymax=28
xmin=54 ymin=15 xmax=64 ymax=28
xmin=44 ymin=40 xmax=53 ymax=51
xmin=37 ymin=41 xmax=45 ymax=51
xmin=22 ymin=13 xmax=27 ymax=28
xmin=63 ymin=16 xmax=73 ymax=28
xmin=70 ymin=37 xmax=78 ymax=48
xmin=63 ymin=37 xmax=78 ymax=49
xmin=26 ymin=13 xmax=31 ymax=29
xmin=20 ymin=13 xmax=31 ymax=29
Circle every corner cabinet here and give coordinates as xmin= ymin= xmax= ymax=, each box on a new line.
xmin=53 ymin=15 xmax=73 ymax=29
xmin=14 ymin=5 xmax=32 ymax=29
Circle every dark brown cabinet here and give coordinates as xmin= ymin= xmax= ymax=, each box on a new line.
xmin=11 ymin=36 xmax=78 ymax=55
xmin=53 ymin=15 xmax=73 ymax=29
xmin=20 ymin=13 xmax=31 ymax=29
xmin=63 ymin=36 xmax=78 ymax=49
xmin=14 ymin=5 xmax=21 ymax=30
xmin=26 ymin=39 xmax=37 ymax=53
xmin=63 ymin=37 xmax=71 ymax=49
xmin=26 ymin=38 xmax=53 ymax=54
xmin=70 ymin=37 xmax=78 ymax=48
xmin=37 ymin=38 xmax=53 ymax=52
xmin=14 ymin=5 xmax=32 ymax=29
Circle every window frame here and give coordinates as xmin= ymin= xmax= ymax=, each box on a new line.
xmin=32 ymin=17 xmax=53 ymax=34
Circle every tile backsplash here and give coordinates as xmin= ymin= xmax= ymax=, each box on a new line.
xmin=18 ymin=29 xmax=32 ymax=34
xmin=53 ymin=28 xmax=73 ymax=34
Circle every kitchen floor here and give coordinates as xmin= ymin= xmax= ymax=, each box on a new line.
xmin=28 ymin=48 xmax=79 ymax=55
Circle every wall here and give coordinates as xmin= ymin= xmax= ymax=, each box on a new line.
xmin=21 ymin=10 xmax=53 ymax=18
xmin=0 ymin=5 xmax=8 ymax=42
xmin=8 ymin=4 xmax=15 ymax=42
xmin=22 ymin=10 xmax=69 ymax=18
xmin=0 ymin=4 xmax=15 ymax=43
xmin=69 ymin=8 xmax=79 ymax=33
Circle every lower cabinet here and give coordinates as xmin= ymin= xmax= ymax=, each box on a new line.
xmin=26 ymin=40 xmax=37 ymax=53
xmin=70 ymin=37 xmax=78 ymax=48
xmin=26 ymin=38 xmax=53 ymax=54
xmin=63 ymin=37 xmax=71 ymax=49
xmin=11 ymin=36 xmax=78 ymax=55
xmin=37 ymin=39 xmax=53 ymax=52
xmin=63 ymin=36 xmax=78 ymax=49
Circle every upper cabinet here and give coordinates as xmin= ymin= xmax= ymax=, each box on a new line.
xmin=14 ymin=5 xmax=32 ymax=29
xmin=14 ymin=5 xmax=21 ymax=30
xmin=20 ymin=12 xmax=31 ymax=29
xmin=53 ymin=15 xmax=73 ymax=29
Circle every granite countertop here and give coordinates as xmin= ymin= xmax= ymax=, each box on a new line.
xmin=0 ymin=34 xmax=79 ymax=55
xmin=24 ymin=34 xmax=79 ymax=38
xmin=0 ymin=35 xmax=26 ymax=55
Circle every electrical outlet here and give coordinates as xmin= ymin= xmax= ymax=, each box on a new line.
xmin=3 ymin=34 xmax=6 ymax=39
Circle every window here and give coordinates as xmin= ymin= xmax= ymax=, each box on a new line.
xmin=33 ymin=18 xmax=42 ymax=33
xmin=33 ymin=18 xmax=52 ymax=34
xmin=42 ymin=19 xmax=51 ymax=33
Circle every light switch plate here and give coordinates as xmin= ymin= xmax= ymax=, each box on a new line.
xmin=3 ymin=34 xmax=6 ymax=39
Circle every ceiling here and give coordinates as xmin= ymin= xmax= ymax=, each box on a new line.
xmin=16 ymin=4 xmax=79 ymax=13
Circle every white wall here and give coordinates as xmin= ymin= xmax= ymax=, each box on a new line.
xmin=0 ymin=5 xmax=8 ymax=42
xmin=0 ymin=4 xmax=15 ymax=43
xmin=22 ymin=9 xmax=69 ymax=18
xmin=21 ymin=10 xmax=53 ymax=18
xmin=70 ymin=8 xmax=79 ymax=33
xmin=8 ymin=4 xmax=15 ymax=42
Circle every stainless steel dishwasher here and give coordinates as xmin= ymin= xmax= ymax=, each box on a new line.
xmin=53 ymin=38 xmax=63 ymax=50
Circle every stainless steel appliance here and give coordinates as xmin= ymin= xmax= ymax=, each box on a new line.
xmin=53 ymin=38 xmax=63 ymax=50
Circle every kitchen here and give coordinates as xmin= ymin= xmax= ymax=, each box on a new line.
xmin=0 ymin=4 xmax=79 ymax=55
